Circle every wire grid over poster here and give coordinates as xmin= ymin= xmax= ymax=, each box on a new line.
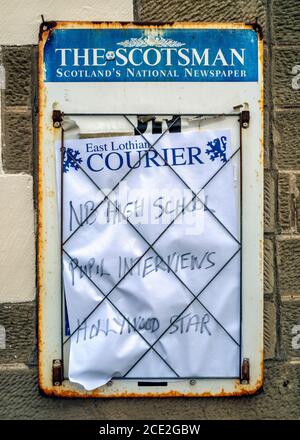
xmin=58 ymin=113 xmax=243 ymax=388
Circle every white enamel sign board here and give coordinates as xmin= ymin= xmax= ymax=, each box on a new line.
xmin=38 ymin=22 xmax=263 ymax=397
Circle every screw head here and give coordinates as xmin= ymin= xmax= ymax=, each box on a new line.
xmin=242 ymin=122 xmax=249 ymax=128
xmin=106 ymin=51 xmax=115 ymax=61
xmin=53 ymin=121 xmax=61 ymax=128
xmin=190 ymin=379 xmax=196 ymax=385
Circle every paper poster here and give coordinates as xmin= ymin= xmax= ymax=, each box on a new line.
xmin=56 ymin=129 xmax=241 ymax=390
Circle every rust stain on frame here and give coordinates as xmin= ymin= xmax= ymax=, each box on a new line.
xmin=40 ymin=377 xmax=264 ymax=399
xmin=38 ymin=25 xmax=46 ymax=392
xmin=39 ymin=20 xmax=256 ymax=32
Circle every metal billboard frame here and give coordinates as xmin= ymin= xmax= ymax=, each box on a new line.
xmin=38 ymin=21 xmax=264 ymax=397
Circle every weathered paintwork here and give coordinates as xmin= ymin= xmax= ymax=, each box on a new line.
xmin=38 ymin=21 xmax=264 ymax=397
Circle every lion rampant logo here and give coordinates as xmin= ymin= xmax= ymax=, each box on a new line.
xmin=63 ymin=148 xmax=83 ymax=173
xmin=205 ymin=136 xmax=227 ymax=163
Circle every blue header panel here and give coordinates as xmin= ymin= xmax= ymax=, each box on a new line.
xmin=44 ymin=28 xmax=258 ymax=82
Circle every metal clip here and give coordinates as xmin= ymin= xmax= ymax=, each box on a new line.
xmin=52 ymin=110 xmax=64 ymax=128
xmin=240 ymin=110 xmax=250 ymax=129
xmin=240 ymin=358 xmax=250 ymax=383
xmin=52 ymin=359 xmax=63 ymax=386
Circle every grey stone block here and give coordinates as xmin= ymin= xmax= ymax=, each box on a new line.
xmin=272 ymin=0 xmax=300 ymax=45
xmin=3 ymin=46 xmax=33 ymax=107
xmin=277 ymin=238 xmax=300 ymax=296
xmin=281 ymin=299 xmax=300 ymax=359
xmin=0 ymin=303 xmax=35 ymax=364
xmin=264 ymin=301 xmax=276 ymax=359
xmin=0 ymin=362 xmax=300 ymax=419
xmin=134 ymin=0 xmax=266 ymax=39
xmin=273 ymin=48 xmax=300 ymax=106
xmin=264 ymin=171 xmax=275 ymax=233
xmin=273 ymin=110 xmax=300 ymax=170
xmin=264 ymin=239 xmax=274 ymax=295
xmin=264 ymin=109 xmax=270 ymax=169
xmin=3 ymin=111 xmax=33 ymax=173
xmin=278 ymin=173 xmax=292 ymax=232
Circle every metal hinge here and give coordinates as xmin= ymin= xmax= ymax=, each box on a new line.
xmin=233 ymin=103 xmax=250 ymax=129
xmin=52 ymin=110 xmax=64 ymax=128
xmin=240 ymin=358 xmax=250 ymax=384
xmin=240 ymin=110 xmax=250 ymax=129
xmin=52 ymin=359 xmax=63 ymax=386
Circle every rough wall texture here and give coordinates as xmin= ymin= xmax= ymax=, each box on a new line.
xmin=0 ymin=0 xmax=134 ymax=45
xmin=0 ymin=0 xmax=299 ymax=419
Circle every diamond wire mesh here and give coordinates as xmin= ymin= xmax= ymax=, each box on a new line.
xmin=61 ymin=114 xmax=242 ymax=379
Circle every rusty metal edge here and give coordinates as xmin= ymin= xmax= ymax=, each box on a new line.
xmin=258 ymin=34 xmax=265 ymax=391
xmin=245 ymin=19 xmax=263 ymax=40
xmin=39 ymin=20 xmax=57 ymax=41
xmin=37 ymin=21 xmax=264 ymax=398
xmin=40 ymin=378 xmax=264 ymax=398
xmin=37 ymin=25 xmax=47 ymax=395
xmin=38 ymin=20 xmax=255 ymax=35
